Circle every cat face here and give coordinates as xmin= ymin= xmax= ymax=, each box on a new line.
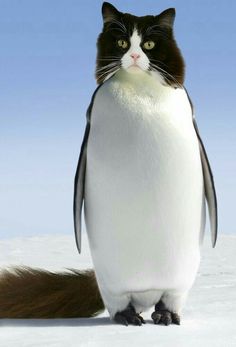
xmin=96 ymin=2 xmax=185 ymax=86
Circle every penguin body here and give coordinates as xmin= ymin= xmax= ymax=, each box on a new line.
xmin=83 ymin=70 xmax=205 ymax=316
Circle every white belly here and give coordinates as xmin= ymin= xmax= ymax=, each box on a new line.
xmin=84 ymin=71 xmax=204 ymax=301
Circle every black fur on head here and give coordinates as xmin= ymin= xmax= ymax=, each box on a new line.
xmin=96 ymin=2 xmax=185 ymax=86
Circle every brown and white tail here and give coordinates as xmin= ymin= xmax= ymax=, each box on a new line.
xmin=0 ymin=267 xmax=104 ymax=318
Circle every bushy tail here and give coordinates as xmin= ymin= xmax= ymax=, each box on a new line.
xmin=0 ymin=267 xmax=105 ymax=318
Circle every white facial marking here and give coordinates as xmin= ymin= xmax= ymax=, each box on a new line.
xmin=121 ymin=29 xmax=150 ymax=72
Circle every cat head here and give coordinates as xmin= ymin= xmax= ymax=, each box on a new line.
xmin=96 ymin=2 xmax=185 ymax=87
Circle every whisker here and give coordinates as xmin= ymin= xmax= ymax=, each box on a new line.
xmin=107 ymin=27 xmax=126 ymax=34
xmin=145 ymin=25 xmax=170 ymax=39
xmin=97 ymin=56 xmax=122 ymax=62
xmin=149 ymin=62 xmax=182 ymax=88
xmin=146 ymin=24 xmax=162 ymax=35
xmin=99 ymin=55 xmax=122 ymax=59
xmin=105 ymin=19 xmax=127 ymax=34
xmin=96 ymin=62 xmax=118 ymax=73
xmin=96 ymin=63 xmax=121 ymax=81
xmin=97 ymin=58 xmax=121 ymax=62
xmin=149 ymin=59 xmax=169 ymax=69
xmin=103 ymin=67 xmax=121 ymax=82
xmin=150 ymin=68 xmax=172 ymax=85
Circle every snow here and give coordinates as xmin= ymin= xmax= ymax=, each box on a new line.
xmin=0 ymin=233 xmax=235 ymax=347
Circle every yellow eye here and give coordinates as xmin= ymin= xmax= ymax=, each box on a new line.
xmin=143 ymin=41 xmax=155 ymax=50
xmin=117 ymin=39 xmax=128 ymax=49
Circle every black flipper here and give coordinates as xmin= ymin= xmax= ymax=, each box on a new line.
xmin=73 ymin=84 xmax=103 ymax=253
xmin=184 ymin=88 xmax=217 ymax=247
xmin=73 ymin=122 xmax=90 ymax=253
xmin=193 ymin=118 xmax=218 ymax=247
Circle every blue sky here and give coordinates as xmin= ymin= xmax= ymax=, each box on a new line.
xmin=0 ymin=0 xmax=235 ymax=239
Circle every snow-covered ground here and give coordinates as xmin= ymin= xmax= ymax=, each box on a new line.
xmin=0 ymin=233 xmax=235 ymax=347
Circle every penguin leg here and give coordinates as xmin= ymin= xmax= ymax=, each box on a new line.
xmin=114 ymin=303 xmax=146 ymax=326
xmin=151 ymin=300 xmax=180 ymax=325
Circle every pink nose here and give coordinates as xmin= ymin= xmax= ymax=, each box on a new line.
xmin=130 ymin=53 xmax=140 ymax=60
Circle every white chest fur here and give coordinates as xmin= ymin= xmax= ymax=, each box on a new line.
xmin=84 ymin=70 xmax=205 ymax=314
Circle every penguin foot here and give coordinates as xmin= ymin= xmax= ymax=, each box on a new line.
xmin=151 ymin=300 xmax=181 ymax=326
xmin=114 ymin=304 xmax=146 ymax=326
xmin=151 ymin=310 xmax=180 ymax=325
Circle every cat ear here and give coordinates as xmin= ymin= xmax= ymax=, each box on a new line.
xmin=157 ymin=8 xmax=176 ymax=28
xmin=102 ymin=2 xmax=120 ymax=23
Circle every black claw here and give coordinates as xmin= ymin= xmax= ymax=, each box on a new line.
xmin=171 ymin=313 xmax=181 ymax=325
xmin=132 ymin=316 xmax=142 ymax=326
xmin=138 ymin=314 xmax=146 ymax=324
xmin=114 ymin=304 xmax=145 ymax=326
xmin=151 ymin=311 xmax=162 ymax=324
xmin=161 ymin=312 xmax=172 ymax=326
